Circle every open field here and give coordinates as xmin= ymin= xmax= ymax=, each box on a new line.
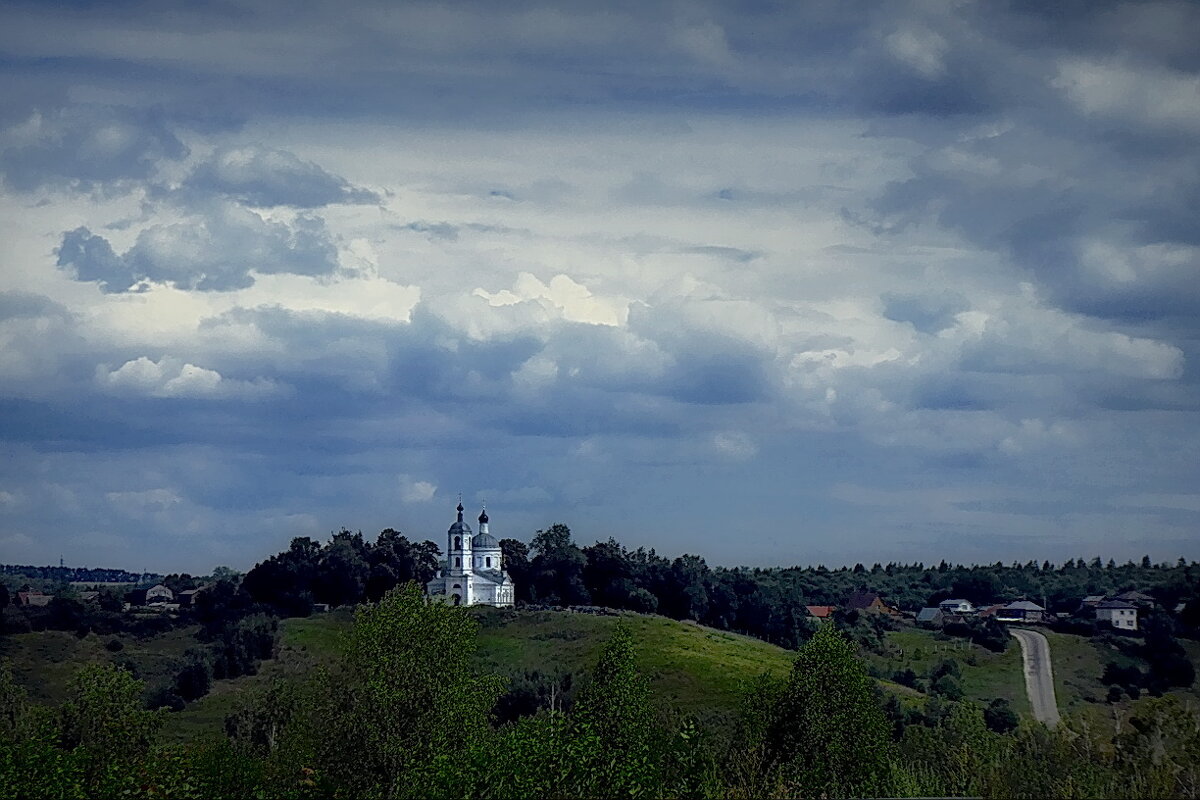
xmin=162 ymin=607 xmax=796 ymax=739
xmin=863 ymin=626 xmax=1030 ymax=714
xmin=0 ymin=626 xmax=201 ymax=706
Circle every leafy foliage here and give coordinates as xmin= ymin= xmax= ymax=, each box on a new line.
xmin=762 ymin=624 xmax=894 ymax=797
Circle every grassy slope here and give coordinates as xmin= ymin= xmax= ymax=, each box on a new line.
xmin=161 ymin=608 xmax=356 ymax=742
xmin=866 ymin=628 xmax=1030 ymax=714
xmin=164 ymin=608 xmax=797 ymax=740
xmin=0 ymin=627 xmax=200 ymax=705
xmin=1041 ymin=630 xmax=1107 ymax=713
xmin=471 ymin=609 xmax=795 ymax=722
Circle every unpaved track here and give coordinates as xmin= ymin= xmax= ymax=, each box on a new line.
xmin=1010 ymin=628 xmax=1060 ymax=727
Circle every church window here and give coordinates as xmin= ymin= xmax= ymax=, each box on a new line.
xmin=454 ymin=536 xmax=461 ymax=549
xmin=454 ymin=557 xmax=460 ymax=568
xmin=486 ymin=557 xmax=492 ymax=567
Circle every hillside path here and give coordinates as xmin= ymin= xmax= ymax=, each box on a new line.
xmin=1010 ymin=628 xmax=1060 ymax=727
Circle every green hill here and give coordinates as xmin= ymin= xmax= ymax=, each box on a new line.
xmin=21 ymin=607 xmax=1170 ymax=746
xmin=161 ymin=607 xmax=795 ymax=739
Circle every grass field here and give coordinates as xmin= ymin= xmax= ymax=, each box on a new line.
xmin=162 ymin=607 xmax=797 ymax=739
xmin=0 ymin=626 xmax=201 ymax=706
xmin=1041 ymin=630 xmax=1107 ymax=713
xmin=471 ymin=609 xmax=795 ymax=721
xmin=864 ymin=627 xmax=1030 ymax=714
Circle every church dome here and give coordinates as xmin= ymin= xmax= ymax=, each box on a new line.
xmin=472 ymin=531 xmax=500 ymax=550
xmin=449 ymin=502 xmax=473 ymax=536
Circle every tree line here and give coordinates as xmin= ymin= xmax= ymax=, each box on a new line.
xmin=233 ymin=523 xmax=1200 ymax=651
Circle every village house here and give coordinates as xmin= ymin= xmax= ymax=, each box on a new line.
xmin=995 ymin=600 xmax=1046 ymax=623
xmin=1114 ymin=590 xmax=1156 ymax=608
xmin=176 ymin=586 xmax=207 ymax=607
xmin=976 ymin=603 xmax=1006 ymax=619
xmin=937 ymin=598 xmax=976 ymax=614
xmin=129 ymin=584 xmax=174 ymax=606
xmin=805 ymin=605 xmax=836 ymax=620
xmin=845 ymin=591 xmax=898 ymax=615
xmin=15 ymin=591 xmax=52 ymax=607
xmin=1095 ymin=599 xmax=1139 ymax=631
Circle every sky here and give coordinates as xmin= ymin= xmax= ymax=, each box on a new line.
xmin=1 ymin=1 xmax=1198 ymax=574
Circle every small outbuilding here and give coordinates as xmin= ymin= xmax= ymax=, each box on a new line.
xmin=916 ymin=607 xmax=945 ymax=626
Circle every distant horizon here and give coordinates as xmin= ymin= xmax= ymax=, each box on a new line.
xmin=6 ymin=539 xmax=1196 ymax=581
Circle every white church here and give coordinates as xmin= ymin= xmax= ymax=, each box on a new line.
xmin=425 ymin=502 xmax=515 ymax=607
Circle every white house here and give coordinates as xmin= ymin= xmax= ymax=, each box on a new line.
xmin=1096 ymin=599 xmax=1138 ymax=631
xmin=938 ymin=598 xmax=976 ymax=614
xmin=425 ymin=502 xmax=515 ymax=607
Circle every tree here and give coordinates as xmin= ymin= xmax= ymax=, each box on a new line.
xmin=984 ymin=698 xmax=1019 ymax=734
xmin=500 ymin=539 xmax=532 ymax=602
xmin=313 ymin=530 xmax=369 ymax=607
xmin=58 ymin=663 xmax=163 ymax=787
xmin=765 ymin=624 xmax=892 ymax=797
xmin=284 ymin=583 xmax=503 ymax=795
xmin=569 ymin=623 xmax=661 ymax=795
xmin=528 ymin=524 xmax=590 ymax=605
xmin=174 ymin=649 xmax=213 ymax=702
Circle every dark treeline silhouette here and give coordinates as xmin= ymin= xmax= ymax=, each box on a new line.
xmin=0 ymin=564 xmax=157 ymax=585
xmin=240 ymin=528 xmax=440 ymax=616
xmin=236 ymin=522 xmax=1200 ymax=650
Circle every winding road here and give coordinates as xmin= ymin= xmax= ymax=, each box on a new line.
xmin=1010 ymin=628 xmax=1060 ymax=727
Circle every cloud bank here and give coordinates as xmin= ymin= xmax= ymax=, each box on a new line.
xmin=0 ymin=0 xmax=1197 ymax=572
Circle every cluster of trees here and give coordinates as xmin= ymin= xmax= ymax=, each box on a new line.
xmin=1099 ymin=613 xmax=1197 ymax=701
xmin=5 ymin=583 xmax=1200 ymax=798
xmin=240 ymin=529 xmax=439 ymax=616
xmin=497 ymin=525 xmax=1200 ymax=649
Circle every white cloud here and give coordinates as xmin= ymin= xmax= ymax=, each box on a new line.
xmin=885 ymin=26 xmax=948 ymax=79
xmin=712 ymin=431 xmax=758 ymax=460
xmin=105 ymin=488 xmax=182 ymax=515
xmin=96 ymin=355 xmax=282 ymax=399
xmin=474 ymin=272 xmax=627 ymax=327
xmin=1052 ymin=58 xmax=1200 ymax=132
xmin=398 ymin=475 xmax=437 ymax=503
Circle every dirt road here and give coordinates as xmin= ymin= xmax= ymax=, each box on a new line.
xmin=1010 ymin=628 xmax=1060 ymax=727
